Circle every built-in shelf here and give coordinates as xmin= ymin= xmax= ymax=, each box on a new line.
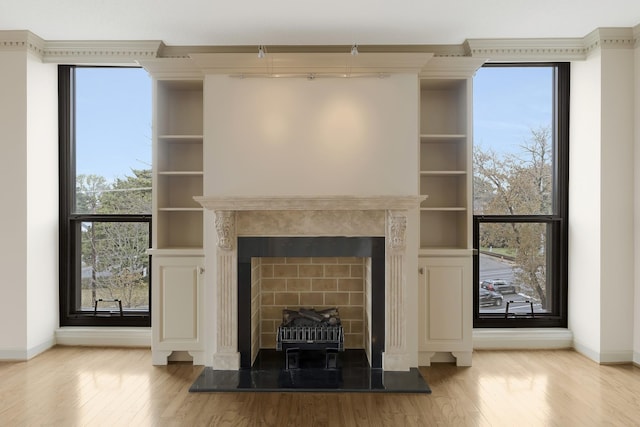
xmin=154 ymin=78 xmax=204 ymax=250
xmin=419 ymin=75 xmax=470 ymax=251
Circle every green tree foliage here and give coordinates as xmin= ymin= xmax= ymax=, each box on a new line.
xmin=474 ymin=127 xmax=552 ymax=307
xmin=77 ymin=170 xmax=151 ymax=309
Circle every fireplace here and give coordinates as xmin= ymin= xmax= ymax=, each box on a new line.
xmin=237 ymin=236 xmax=385 ymax=368
xmin=195 ymin=195 xmax=424 ymax=371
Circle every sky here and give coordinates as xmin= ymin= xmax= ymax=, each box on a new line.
xmin=73 ymin=65 xmax=552 ymax=182
xmin=75 ymin=67 xmax=152 ymax=183
xmin=473 ymin=66 xmax=553 ymax=156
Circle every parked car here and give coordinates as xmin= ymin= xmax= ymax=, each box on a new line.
xmin=479 ymin=288 xmax=504 ymax=306
xmin=480 ymin=279 xmax=517 ymax=294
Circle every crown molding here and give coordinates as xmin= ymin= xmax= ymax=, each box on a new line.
xmin=2 ymin=26 xmax=638 ymax=65
xmin=0 ymin=30 xmax=46 ymax=57
xmin=468 ymin=27 xmax=636 ymax=61
xmin=42 ymin=40 xmax=163 ymax=64
xmin=466 ymin=38 xmax=587 ymax=61
xmin=0 ymin=31 xmax=161 ymax=63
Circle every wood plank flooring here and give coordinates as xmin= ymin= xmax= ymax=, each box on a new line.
xmin=1 ymin=346 xmax=639 ymax=426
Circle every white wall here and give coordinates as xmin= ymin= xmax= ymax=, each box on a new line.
xmin=599 ymin=47 xmax=635 ymax=363
xmin=0 ymin=50 xmax=29 ymax=358
xmin=635 ymin=39 xmax=640 ymax=366
xmin=569 ymin=52 xmax=602 ymax=361
xmin=570 ymin=46 xmax=637 ymax=363
xmin=25 ymin=53 xmax=58 ymax=356
xmin=204 ymin=74 xmax=419 ymax=196
xmin=0 ymin=50 xmax=58 ymax=360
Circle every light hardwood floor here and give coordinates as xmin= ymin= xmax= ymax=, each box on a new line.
xmin=1 ymin=346 xmax=639 ymax=426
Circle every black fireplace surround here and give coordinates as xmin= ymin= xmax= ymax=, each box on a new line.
xmin=237 ymin=236 xmax=385 ymax=369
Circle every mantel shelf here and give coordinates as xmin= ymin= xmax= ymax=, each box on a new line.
xmin=194 ymin=195 xmax=426 ymax=211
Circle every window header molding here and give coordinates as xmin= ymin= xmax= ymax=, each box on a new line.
xmin=1 ymin=27 xmax=638 ymax=64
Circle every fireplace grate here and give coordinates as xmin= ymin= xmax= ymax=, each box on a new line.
xmin=276 ymin=308 xmax=344 ymax=352
xmin=276 ymin=325 xmax=344 ymax=351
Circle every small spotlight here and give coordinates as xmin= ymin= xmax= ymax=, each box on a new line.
xmin=351 ymin=43 xmax=359 ymax=56
xmin=257 ymin=45 xmax=266 ymax=59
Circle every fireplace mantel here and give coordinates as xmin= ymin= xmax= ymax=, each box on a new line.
xmin=194 ymin=195 xmax=426 ymax=211
xmin=194 ymin=195 xmax=423 ymax=371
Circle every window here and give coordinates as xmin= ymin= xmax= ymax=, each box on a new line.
xmin=473 ymin=63 xmax=569 ymax=327
xmin=59 ymin=66 xmax=152 ymax=326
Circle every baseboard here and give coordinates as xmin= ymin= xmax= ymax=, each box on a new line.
xmin=55 ymin=327 xmax=151 ymax=347
xmin=634 ymin=351 xmax=640 ymax=367
xmin=473 ymin=328 xmax=573 ymax=349
xmin=0 ymin=337 xmax=56 ymax=361
xmin=572 ymin=340 xmax=634 ymax=364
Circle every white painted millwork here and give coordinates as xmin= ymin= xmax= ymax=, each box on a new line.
xmin=151 ymin=255 xmax=205 ymax=365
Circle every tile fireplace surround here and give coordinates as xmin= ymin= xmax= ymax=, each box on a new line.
xmin=195 ymin=195 xmax=424 ymax=372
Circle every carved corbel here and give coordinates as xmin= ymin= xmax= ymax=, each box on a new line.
xmin=387 ymin=211 xmax=407 ymax=253
xmin=214 ymin=210 xmax=236 ymax=251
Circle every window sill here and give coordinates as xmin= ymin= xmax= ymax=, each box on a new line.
xmin=473 ymin=328 xmax=573 ymax=350
xmin=55 ymin=327 xmax=151 ymax=348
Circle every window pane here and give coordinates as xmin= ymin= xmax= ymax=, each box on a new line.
xmin=80 ymin=221 xmax=150 ymax=311
xmin=74 ymin=68 xmax=152 ymax=214
xmin=473 ymin=67 xmax=554 ymax=215
xmin=478 ymin=222 xmax=551 ymax=315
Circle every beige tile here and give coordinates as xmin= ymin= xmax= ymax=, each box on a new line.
xmin=261 ymin=257 xmax=286 ymax=264
xmin=274 ymin=292 xmax=299 ymax=306
xmin=260 ymin=334 xmax=276 ymax=349
xmin=287 ymin=278 xmax=311 ymax=291
xmin=312 ymin=257 xmax=337 ymax=264
xmin=324 ymin=292 xmax=350 ymax=306
xmin=261 ymin=320 xmax=276 ymax=333
xmin=260 ymin=264 xmax=274 ymax=278
xmin=311 ymin=278 xmax=337 ymax=291
xmin=344 ymin=334 xmax=364 ymax=349
xmin=261 ymin=306 xmax=283 ymax=320
xmin=339 ymin=306 xmax=364 ymax=320
xmin=337 ymin=257 xmax=362 ymax=264
xmin=261 ymin=278 xmax=286 ymax=292
xmin=324 ymin=264 xmax=351 ymax=278
xmin=338 ymin=278 xmax=364 ymax=292
xmin=350 ymin=320 xmax=364 ymax=334
xmin=349 ymin=292 xmax=364 ymax=305
xmin=286 ymin=257 xmax=312 ymax=264
xmin=298 ymin=264 xmax=324 ymax=277
xmin=260 ymin=292 xmax=274 ymax=306
xmin=299 ymin=292 xmax=324 ymax=306
xmin=350 ymin=264 xmax=364 ymax=278
xmin=273 ymin=264 xmax=299 ymax=278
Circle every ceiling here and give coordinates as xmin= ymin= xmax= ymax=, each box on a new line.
xmin=2 ymin=0 xmax=640 ymax=46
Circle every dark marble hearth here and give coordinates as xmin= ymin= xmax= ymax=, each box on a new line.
xmin=189 ymin=349 xmax=431 ymax=393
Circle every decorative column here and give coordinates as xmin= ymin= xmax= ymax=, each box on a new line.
xmin=212 ymin=210 xmax=240 ymax=369
xmin=384 ymin=210 xmax=409 ymax=371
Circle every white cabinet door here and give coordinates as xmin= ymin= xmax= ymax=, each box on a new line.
xmin=418 ymin=256 xmax=472 ymax=366
xmin=152 ymin=255 xmax=204 ymax=365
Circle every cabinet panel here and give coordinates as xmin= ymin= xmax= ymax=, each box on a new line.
xmin=418 ymin=256 xmax=472 ymax=366
xmin=425 ymin=267 xmax=463 ymax=340
xmin=159 ymin=264 xmax=200 ymax=341
xmin=152 ymin=255 xmax=204 ymax=364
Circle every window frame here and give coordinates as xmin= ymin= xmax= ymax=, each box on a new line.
xmin=473 ymin=62 xmax=569 ymax=328
xmin=58 ymin=65 xmax=152 ymax=327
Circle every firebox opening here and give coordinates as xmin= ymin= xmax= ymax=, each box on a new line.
xmin=237 ymin=237 xmax=385 ymax=370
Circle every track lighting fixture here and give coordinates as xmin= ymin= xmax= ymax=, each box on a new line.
xmin=257 ymin=45 xmax=266 ymax=59
xmin=351 ymin=43 xmax=359 ymax=56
